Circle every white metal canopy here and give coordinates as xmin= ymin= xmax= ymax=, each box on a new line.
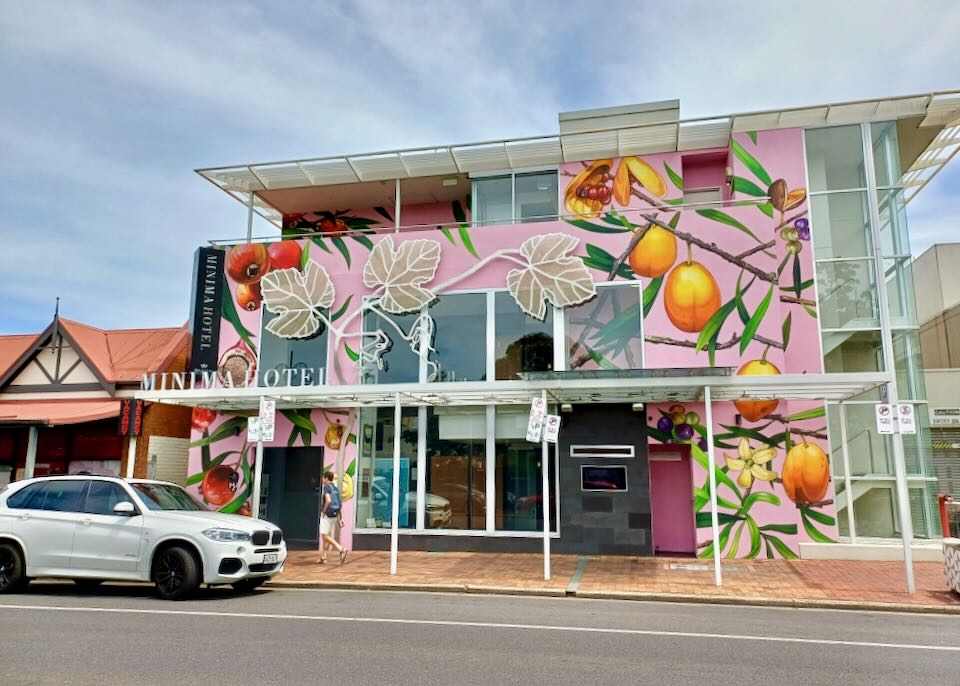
xmin=135 ymin=371 xmax=890 ymax=411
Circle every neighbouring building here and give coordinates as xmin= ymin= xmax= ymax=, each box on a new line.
xmin=138 ymin=91 xmax=960 ymax=562
xmin=0 ymin=315 xmax=192 ymax=484
xmin=914 ymin=243 xmax=960 ymax=498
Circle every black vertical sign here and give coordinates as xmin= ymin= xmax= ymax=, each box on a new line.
xmin=189 ymin=246 xmax=225 ymax=374
xmin=117 ymin=399 xmax=144 ymax=436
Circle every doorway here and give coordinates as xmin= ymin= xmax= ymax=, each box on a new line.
xmin=649 ymin=445 xmax=696 ymax=555
xmin=261 ymin=447 xmax=324 ymax=548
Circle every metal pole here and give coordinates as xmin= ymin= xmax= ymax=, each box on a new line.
xmin=125 ymin=436 xmax=138 ymax=479
xmin=838 ymin=401 xmax=857 ymax=543
xmin=246 ymin=192 xmax=255 ymax=242
xmin=862 ymin=124 xmax=915 ymax=593
xmin=704 ymin=386 xmax=722 ymax=586
xmin=390 ymin=392 xmax=402 ymax=575
xmin=394 ymin=179 xmax=401 ymax=233
xmin=251 ymin=440 xmax=265 ymax=518
xmin=541 ymin=389 xmax=551 ymax=581
xmin=24 ymin=426 xmax=38 ymax=479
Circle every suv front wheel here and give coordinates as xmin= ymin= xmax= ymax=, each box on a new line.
xmin=153 ymin=546 xmax=200 ymax=600
xmin=0 ymin=543 xmax=28 ymax=594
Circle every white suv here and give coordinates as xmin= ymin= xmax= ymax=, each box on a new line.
xmin=0 ymin=476 xmax=287 ymax=600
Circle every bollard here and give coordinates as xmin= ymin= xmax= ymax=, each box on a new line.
xmin=939 ymin=494 xmax=953 ymax=539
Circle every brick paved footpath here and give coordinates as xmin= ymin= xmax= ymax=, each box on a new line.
xmin=272 ymin=550 xmax=960 ymax=611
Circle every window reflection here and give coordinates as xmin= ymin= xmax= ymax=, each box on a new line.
xmin=494 ymin=408 xmax=556 ymax=531
xmin=429 ymin=293 xmax=487 ymax=382
xmin=361 ymin=307 xmax=421 ymax=384
xmin=494 ymin=292 xmax=553 ymax=380
xmin=259 ymin=310 xmax=328 ymax=386
xmin=426 ymin=408 xmax=485 ymax=530
xmin=355 ymin=407 xmax=418 ymax=529
xmin=565 ymin=284 xmax=643 ymax=370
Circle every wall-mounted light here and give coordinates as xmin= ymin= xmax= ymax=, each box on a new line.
xmin=560 ymin=403 xmax=573 ymax=413
xmin=632 ymin=403 xmax=645 ymax=412
xmin=442 ymin=178 xmax=458 ymax=187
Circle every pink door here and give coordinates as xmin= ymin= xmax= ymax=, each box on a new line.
xmin=649 ymin=446 xmax=696 ymax=554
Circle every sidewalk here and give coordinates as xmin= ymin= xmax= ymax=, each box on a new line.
xmin=271 ymin=549 xmax=960 ymax=613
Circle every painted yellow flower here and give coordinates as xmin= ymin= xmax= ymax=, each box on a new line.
xmin=724 ymin=437 xmax=777 ymax=489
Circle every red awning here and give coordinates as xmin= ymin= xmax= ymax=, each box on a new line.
xmin=0 ymin=400 xmax=120 ymax=426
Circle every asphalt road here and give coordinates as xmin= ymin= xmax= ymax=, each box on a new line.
xmin=1 ymin=583 xmax=958 ymax=685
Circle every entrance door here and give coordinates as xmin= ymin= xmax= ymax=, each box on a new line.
xmin=649 ymin=445 xmax=696 ymax=555
xmin=262 ymin=447 xmax=324 ymax=548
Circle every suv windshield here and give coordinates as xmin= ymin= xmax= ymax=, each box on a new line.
xmin=132 ymin=483 xmax=207 ymax=511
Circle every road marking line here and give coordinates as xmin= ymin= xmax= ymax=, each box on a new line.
xmin=565 ymin=555 xmax=593 ymax=595
xmin=0 ymin=603 xmax=958 ymax=652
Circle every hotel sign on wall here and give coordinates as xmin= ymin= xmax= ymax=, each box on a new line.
xmin=140 ymin=368 xmax=327 ymax=391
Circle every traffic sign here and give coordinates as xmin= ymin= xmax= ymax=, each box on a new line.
xmin=259 ymin=398 xmax=276 ymax=442
xmin=543 ymin=414 xmax=561 ymax=443
xmin=247 ymin=416 xmax=262 ymax=442
xmin=897 ymin=404 xmax=916 ymax=434
xmin=875 ymin=404 xmax=894 ymax=435
xmin=527 ymin=396 xmax=546 ymax=443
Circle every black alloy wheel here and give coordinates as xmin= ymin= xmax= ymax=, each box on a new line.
xmin=153 ymin=546 xmax=200 ymax=601
xmin=0 ymin=543 xmax=26 ymax=594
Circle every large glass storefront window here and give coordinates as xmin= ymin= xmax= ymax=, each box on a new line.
xmin=495 ymin=291 xmax=553 ymax=380
xmin=428 ymin=293 xmax=487 ymax=382
xmin=355 ymin=407 xmax=418 ymax=529
xmin=259 ymin=310 xmax=328 ymax=385
xmin=426 ymin=407 xmax=486 ymax=530
xmin=361 ymin=306 xmax=421 ymax=384
xmin=494 ymin=407 xmax=556 ymax=531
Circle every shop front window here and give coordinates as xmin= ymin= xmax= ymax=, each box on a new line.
xmin=428 ymin=293 xmax=487 ymax=382
xmin=355 ymin=407 xmax=418 ymax=529
xmin=494 ymin=291 xmax=554 ymax=380
xmin=361 ymin=306 xmax=421 ymax=384
xmin=259 ymin=310 xmax=328 ymax=386
xmin=494 ymin=407 xmax=556 ymax=531
xmin=426 ymin=407 xmax=486 ymax=530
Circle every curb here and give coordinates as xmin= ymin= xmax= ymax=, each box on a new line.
xmin=266 ymin=580 xmax=960 ymax=614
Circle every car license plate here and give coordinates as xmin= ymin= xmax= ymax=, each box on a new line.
xmin=263 ymin=553 xmax=278 ymax=564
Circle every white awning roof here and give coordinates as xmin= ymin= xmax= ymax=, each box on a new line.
xmin=136 ymin=372 xmax=890 ymax=411
xmin=197 ymin=90 xmax=960 ymax=226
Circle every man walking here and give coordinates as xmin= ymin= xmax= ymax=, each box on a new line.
xmin=319 ymin=470 xmax=348 ymax=565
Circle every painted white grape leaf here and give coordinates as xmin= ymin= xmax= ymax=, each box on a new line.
xmin=261 ymin=262 xmax=336 ymax=338
xmin=362 ymin=236 xmax=441 ymax=313
xmin=506 ymin=233 xmax=597 ymax=320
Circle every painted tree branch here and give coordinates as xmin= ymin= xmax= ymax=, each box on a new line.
xmin=779 ymin=295 xmax=816 ymax=307
xmin=645 ymin=332 xmax=785 ymax=351
xmin=736 ymin=241 xmax=776 ymax=260
xmin=773 ymin=209 xmax=808 ymax=234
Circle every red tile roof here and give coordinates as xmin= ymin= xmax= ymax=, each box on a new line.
xmin=0 ymin=399 xmax=121 ymax=426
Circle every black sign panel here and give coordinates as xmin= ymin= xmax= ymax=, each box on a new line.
xmin=117 ymin=399 xmax=144 ymax=437
xmin=189 ymin=246 xmax=225 ymax=374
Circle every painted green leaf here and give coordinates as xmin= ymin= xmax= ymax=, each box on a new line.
xmin=221 ymin=276 xmax=257 ymax=355
xmin=299 ymin=240 xmax=311 ymax=270
xmin=776 ymin=252 xmax=791 ymax=277
xmin=742 ymin=491 xmax=780 ymax=511
xmin=781 ymin=311 xmax=793 ymax=349
xmin=759 ymin=523 xmax=798 ymax=535
xmin=190 ymin=416 xmax=247 ymax=447
xmin=792 ymin=254 xmax=802 ymax=298
xmin=786 ymin=406 xmax=826 ymax=422
xmin=695 ymin=511 xmax=740 ymax=528
xmin=726 ymin=521 xmax=746 ymax=558
xmin=451 ymin=199 xmax=468 ymax=225
xmin=765 ymin=538 xmax=774 ymax=558
xmin=735 ymin=272 xmax=750 ymax=325
xmin=185 ymin=472 xmax=203 ymax=486
xmin=731 ymin=138 xmax=772 ymax=187
xmin=642 ymin=276 xmax=662 ymax=318
xmin=756 ymin=202 xmax=774 ymax=218
xmin=373 ymin=206 xmax=394 ymax=224
xmin=458 ymin=227 xmax=479 ymax=259
xmin=566 ymin=218 xmax=631 ymax=234
xmin=582 ymin=256 xmax=632 ymax=280
xmin=691 ymin=444 xmax=743 ymax=500
xmin=695 ymin=298 xmax=737 ymax=352
xmin=200 ymin=430 xmax=211 ymax=470
xmin=664 ymin=162 xmax=683 ymax=191
xmin=803 ymin=304 xmax=817 ymax=319
xmin=345 ymin=217 xmax=381 ymax=229
xmin=763 ymin=533 xmax=800 ymax=559
xmin=220 ymin=453 xmax=254 ymax=514
xmin=732 ymin=176 xmax=766 ymax=197
xmin=311 ymin=236 xmax=333 ymax=254
xmin=350 ymin=234 xmax=374 ymax=250
xmin=780 ymin=278 xmax=814 ymax=293
xmin=287 ymin=425 xmax=300 ymax=448
xmin=347 ymin=433 xmax=357 ymax=445
xmin=740 ymin=284 xmax=775 ymax=354
xmin=601 ymin=212 xmax=637 ymax=230
xmin=801 ymin=510 xmax=836 ymax=543
xmin=746 ymin=516 xmax=762 ymax=558
xmin=802 ymin=506 xmax=836 ymax=526
xmin=440 ymin=226 xmax=456 ymax=245
xmin=344 ymin=342 xmax=360 ymax=362
xmin=698 ymin=521 xmax=736 ymax=559
xmin=282 ymin=409 xmax=317 ymax=435
xmin=696 ymin=208 xmax=763 ymax=243
xmin=330 ymin=295 xmax=353 ymax=322
xmin=331 ymin=236 xmax=351 ymax=267
xmin=718 ymin=424 xmax=778 ymax=447
xmin=747 ymin=131 xmax=758 ymax=145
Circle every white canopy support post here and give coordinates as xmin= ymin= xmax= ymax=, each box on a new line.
xmin=394 ymin=178 xmax=401 ymax=233
xmin=541 ymin=389 xmax=551 ymax=581
xmin=704 ymin=386 xmax=722 ymax=587
xmin=246 ymin=192 xmax=255 ymax=242
xmin=390 ymin=392 xmax=402 ymax=575
xmin=24 ymin=426 xmax=38 ymax=479
xmin=251 ymin=396 xmax=266 ymax=518
xmin=125 ymin=436 xmax=138 ymax=479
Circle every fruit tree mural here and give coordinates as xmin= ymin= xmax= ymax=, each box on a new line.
xmin=187 ymin=126 xmax=838 ymax=556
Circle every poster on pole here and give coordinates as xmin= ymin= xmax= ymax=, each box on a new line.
xmin=875 ymin=404 xmax=894 ymax=435
xmin=543 ymin=414 xmax=561 ymax=444
xmin=897 ymin=404 xmax=916 ymax=434
xmin=247 ymin=416 xmax=262 ymax=442
xmin=527 ymin=396 xmax=546 ymax=443
xmin=259 ymin=398 xmax=276 ymax=442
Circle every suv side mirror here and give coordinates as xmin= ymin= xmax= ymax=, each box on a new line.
xmin=113 ymin=501 xmax=137 ymax=516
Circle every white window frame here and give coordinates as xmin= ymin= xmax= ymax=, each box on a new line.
xmin=470 ymin=168 xmax=560 ymax=226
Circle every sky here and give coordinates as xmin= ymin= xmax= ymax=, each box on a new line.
xmin=1 ymin=0 xmax=958 ymax=334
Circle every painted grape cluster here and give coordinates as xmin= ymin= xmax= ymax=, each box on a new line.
xmin=655 ymin=404 xmax=709 ymax=452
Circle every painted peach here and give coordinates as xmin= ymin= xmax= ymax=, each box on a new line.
xmin=226 ymin=243 xmax=270 ymax=285
xmin=324 ymin=423 xmax=344 ymax=450
xmin=628 ymin=225 xmax=677 ymax=278
xmin=782 ymin=442 xmax=830 ymax=506
xmin=267 ymin=241 xmax=302 ymax=270
xmin=733 ymin=359 xmax=781 ymax=421
xmin=663 ymin=260 xmax=721 ymax=333
xmin=236 ymin=282 xmax=261 ymax=311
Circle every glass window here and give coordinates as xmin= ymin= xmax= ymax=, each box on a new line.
xmin=900 ymin=403 xmax=929 ymax=476
xmin=893 ymin=330 xmax=926 ymax=401
xmin=839 ymin=404 xmax=894 ymax=475
xmin=805 ymin=125 xmax=866 ymax=192
xmin=884 ymin=257 xmax=917 ymax=327
xmin=473 ymin=176 xmax=513 ymax=227
xmin=870 ymin=121 xmax=902 ymax=189
xmin=810 ymin=192 xmax=872 ymax=259
xmin=131 ymin=483 xmax=204 ymax=510
xmin=514 ymin=172 xmax=558 ymax=223
xmin=428 ymin=293 xmax=487 ymax=382
xmin=877 ymin=190 xmax=909 ymax=256
xmin=362 ymin=307 xmax=422 ymax=384
xmin=40 ymin=480 xmax=88 ymax=512
xmin=355 ymin=408 xmax=418 ymax=529
xmin=259 ymin=310 xmax=328 ymax=386
xmin=851 ymin=483 xmax=897 ymax=537
xmin=564 ymin=283 xmax=643 ymax=370
xmin=816 ymin=260 xmax=880 ymax=329
xmin=426 ymin=407 xmax=486 ymax=530
xmin=495 ymin=291 xmax=554 ymax=380
xmin=494 ymin=407 xmax=556 ymax=531
xmin=83 ymin=481 xmax=132 ymax=515
xmin=823 ymin=330 xmax=883 ymax=374
xmin=6 ymin=482 xmax=48 ymax=509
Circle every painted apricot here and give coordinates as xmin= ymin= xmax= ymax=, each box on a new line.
xmin=564 ymin=160 xmax=613 ymax=218
xmin=663 ymin=260 xmax=721 ymax=333
xmin=614 ymin=156 xmax=667 ymax=205
xmin=324 ymin=423 xmax=344 ymax=450
xmin=340 ymin=473 xmax=354 ymax=501
xmin=226 ymin=243 xmax=270 ymax=285
xmin=192 ymin=408 xmax=218 ymax=432
xmin=628 ymin=225 xmax=677 ymax=278
xmin=733 ymin=359 xmax=781 ymax=421
xmin=268 ymin=241 xmax=302 ymax=270
xmin=236 ymin=282 xmax=261 ymax=311
xmin=202 ymin=465 xmax=239 ymax=506
xmin=782 ymin=442 xmax=830 ymax=506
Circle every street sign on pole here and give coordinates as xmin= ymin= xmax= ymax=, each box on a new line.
xmin=875 ymin=404 xmax=894 ymax=435
xmin=259 ymin=398 xmax=276 ymax=442
xmin=526 ymin=396 xmax=546 ymax=443
xmin=897 ymin=404 xmax=916 ymax=435
xmin=543 ymin=414 xmax=561 ymax=443
xmin=247 ymin=416 xmax=262 ymax=442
